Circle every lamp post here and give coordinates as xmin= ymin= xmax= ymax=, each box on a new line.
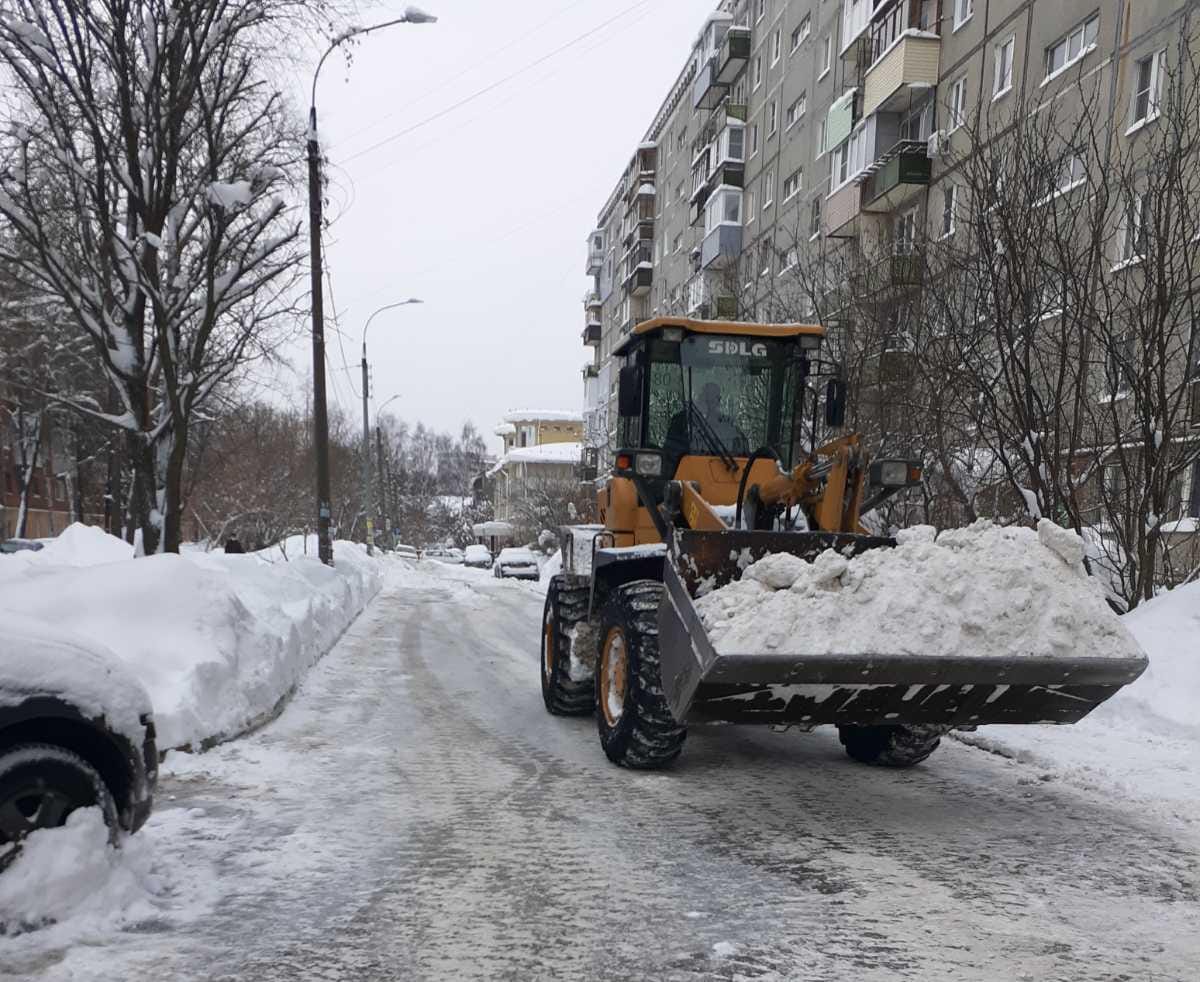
xmin=307 ymin=9 xmax=437 ymax=566
xmin=361 ymin=302 xmax=422 ymax=555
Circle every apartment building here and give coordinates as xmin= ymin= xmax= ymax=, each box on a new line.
xmin=581 ymin=0 xmax=1200 ymax=489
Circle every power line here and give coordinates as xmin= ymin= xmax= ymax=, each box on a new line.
xmin=335 ymin=0 xmax=594 ymax=147
xmin=338 ymin=0 xmax=655 ymax=165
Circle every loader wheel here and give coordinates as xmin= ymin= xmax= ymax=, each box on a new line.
xmin=541 ymin=575 xmax=593 ymax=716
xmin=596 ymin=581 xmax=686 ymax=769
xmin=837 ymin=724 xmax=944 ymax=768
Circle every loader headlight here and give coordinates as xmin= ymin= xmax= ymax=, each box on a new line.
xmin=870 ymin=458 xmax=922 ymax=487
xmin=635 ymin=452 xmax=664 ymax=477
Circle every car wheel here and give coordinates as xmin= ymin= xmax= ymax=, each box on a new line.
xmin=0 ymin=744 xmax=119 ymax=873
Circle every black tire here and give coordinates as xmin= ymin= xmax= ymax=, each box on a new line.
xmin=541 ymin=575 xmax=594 ymax=716
xmin=837 ymin=724 xmax=944 ymax=768
xmin=0 ymin=744 xmax=119 ymax=874
xmin=596 ymin=580 xmax=686 ymax=769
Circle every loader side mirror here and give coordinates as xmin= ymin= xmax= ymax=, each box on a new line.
xmin=618 ymin=365 xmax=643 ymax=418
xmin=824 ymin=377 xmax=847 ymax=428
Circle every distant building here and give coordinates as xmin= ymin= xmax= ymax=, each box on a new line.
xmin=489 ymin=410 xmax=583 ymax=523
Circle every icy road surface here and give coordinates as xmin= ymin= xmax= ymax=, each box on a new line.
xmin=7 ymin=561 xmax=1198 ymax=982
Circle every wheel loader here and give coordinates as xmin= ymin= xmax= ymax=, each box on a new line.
xmin=541 ymin=317 xmax=1147 ymax=769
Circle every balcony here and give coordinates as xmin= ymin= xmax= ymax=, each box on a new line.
xmin=715 ymin=26 xmax=751 ymax=85
xmin=701 ymin=224 xmax=742 ymax=270
xmin=582 ymin=361 xmax=599 ymax=379
xmin=863 ymin=13 xmax=940 ymax=118
xmin=585 ymin=230 xmax=604 ymax=275
xmin=851 ymin=251 xmax=925 ymax=293
xmin=692 ymin=57 xmax=728 ymax=111
xmin=622 ymin=198 xmax=656 ymax=246
xmin=583 ymin=291 xmax=602 ymax=313
xmin=859 ymin=141 xmax=931 ymax=212
xmin=824 ymin=182 xmax=862 ymax=238
xmin=582 ymin=321 xmax=601 ymax=346
xmin=624 ymin=240 xmax=653 ymax=296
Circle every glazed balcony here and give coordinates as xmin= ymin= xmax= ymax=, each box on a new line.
xmin=863 ymin=2 xmax=940 ymax=118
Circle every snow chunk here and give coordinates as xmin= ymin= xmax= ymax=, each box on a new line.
xmin=1037 ymin=518 xmax=1084 ymax=569
xmin=743 ymin=551 xmax=808 ymax=590
xmin=208 ymin=180 xmax=253 ymax=210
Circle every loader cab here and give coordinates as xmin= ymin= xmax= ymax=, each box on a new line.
xmin=613 ymin=318 xmax=826 ymax=483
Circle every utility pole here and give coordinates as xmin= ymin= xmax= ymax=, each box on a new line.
xmin=360 ymin=345 xmax=374 ymax=556
xmin=307 ymin=105 xmax=334 ymax=566
xmin=306 ymin=9 xmax=436 ymax=567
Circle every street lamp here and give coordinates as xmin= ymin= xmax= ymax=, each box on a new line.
xmin=362 ymin=300 xmax=422 ymax=555
xmin=375 ymin=394 xmax=402 ymax=551
xmin=307 ymin=10 xmax=437 ymax=566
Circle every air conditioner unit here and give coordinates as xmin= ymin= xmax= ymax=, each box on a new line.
xmin=927 ymin=129 xmax=947 ymax=158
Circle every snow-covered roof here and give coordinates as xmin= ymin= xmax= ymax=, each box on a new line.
xmin=487 ymin=441 xmax=583 ymax=477
xmin=502 ymin=409 xmax=583 ymax=424
xmin=494 ymin=422 xmax=516 ymax=436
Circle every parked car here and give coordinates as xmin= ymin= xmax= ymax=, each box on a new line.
xmin=0 ymin=538 xmax=43 ymax=555
xmin=425 ymin=545 xmax=464 ymax=564
xmin=0 ymin=617 xmax=157 ymax=873
xmin=493 ymin=547 xmax=540 ymax=580
xmin=395 ymin=544 xmax=419 ymax=561
xmin=443 ymin=547 xmax=465 ymax=564
xmin=463 ymin=544 xmax=492 ymax=568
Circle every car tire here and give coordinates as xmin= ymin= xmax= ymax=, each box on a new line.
xmin=0 ymin=744 xmax=120 ymax=873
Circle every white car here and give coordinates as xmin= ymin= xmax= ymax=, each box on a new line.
xmin=463 ymin=545 xmax=492 ymax=568
xmin=493 ymin=547 xmax=540 ymax=580
xmin=395 ymin=544 xmax=419 ymax=561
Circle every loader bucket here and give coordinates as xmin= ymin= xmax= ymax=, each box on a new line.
xmin=657 ymin=530 xmax=1147 ymax=729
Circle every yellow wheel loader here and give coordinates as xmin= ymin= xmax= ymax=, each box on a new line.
xmin=540 ymin=318 xmax=1146 ymax=769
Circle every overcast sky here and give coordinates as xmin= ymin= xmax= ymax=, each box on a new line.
xmin=304 ymin=0 xmax=717 ymax=452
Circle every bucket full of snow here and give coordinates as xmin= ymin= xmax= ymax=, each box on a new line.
xmin=657 ymin=521 xmax=1148 ymax=729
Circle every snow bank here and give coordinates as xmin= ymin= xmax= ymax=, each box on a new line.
xmin=695 ymin=520 xmax=1144 ymax=662
xmin=1118 ymin=581 xmax=1200 ymax=730
xmin=36 ymin=521 xmax=134 ymax=565
xmin=0 ymin=526 xmax=382 ymax=750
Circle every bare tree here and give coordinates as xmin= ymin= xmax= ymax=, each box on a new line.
xmin=0 ymin=0 xmax=314 ymax=553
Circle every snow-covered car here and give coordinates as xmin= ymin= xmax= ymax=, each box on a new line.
xmin=425 ymin=546 xmax=463 ymax=564
xmin=493 ymin=547 xmax=540 ymax=580
xmin=463 ymin=545 xmax=492 ymax=568
xmin=0 ymin=538 xmax=43 ymax=555
xmin=395 ymin=544 xmax=419 ymax=561
xmin=0 ymin=617 xmax=157 ymax=873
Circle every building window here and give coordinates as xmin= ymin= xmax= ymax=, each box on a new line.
xmin=745 ymin=188 xmax=756 ymax=222
xmin=763 ymin=169 xmax=774 ymax=208
xmin=749 ymin=122 xmax=759 ymax=156
xmin=1056 ymin=152 xmax=1086 ymax=195
xmin=1105 ymin=334 xmax=1135 ymax=397
xmin=940 ymin=184 xmax=956 ymax=238
xmin=819 ymin=35 xmax=832 ymax=78
xmin=791 ymin=15 xmax=811 ymax=52
xmin=705 ymin=186 xmax=743 ymax=233
xmin=994 ymin=36 xmax=1015 ymax=97
xmin=809 ymin=197 xmax=821 ymax=239
xmin=786 ymin=92 xmax=807 ymax=128
xmin=758 ymin=238 xmax=771 ymax=277
xmin=673 ymin=232 xmax=683 ymax=253
xmin=953 ymin=0 xmax=973 ymax=31
xmin=1119 ymin=192 xmax=1151 ymax=264
xmin=1045 ymin=14 xmax=1100 ymax=81
xmin=1102 ymin=463 xmax=1127 ymax=499
xmin=767 ymin=100 xmax=778 ymax=136
xmin=782 ymin=167 xmax=803 ymax=201
xmin=676 ymin=180 xmax=685 ymax=201
xmin=1130 ymin=49 xmax=1167 ymax=129
xmin=771 ymin=28 xmax=781 ymax=66
xmin=755 ymin=0 xmax=766 ymax=24
xmin=753 ymin=55 xmax=763 ymax=90
xmin=948 ymin=75 xmax=968 ymax=132
xmin=894 ymin=207 xmax=918 ymax=255
xmin=816 ymin=118 xmax=826 ymax=155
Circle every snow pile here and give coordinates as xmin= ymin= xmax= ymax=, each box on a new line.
xmin=34 ymin=521 xmax=135 ymax=565
xmin=1119 ymin=579 xmax=1200 ymax=730
xmin=0 ymin=809 xmax=168 ymax=937
xmin=540 ymin=549 xmax=562 ymax=591
xmin=695 ymin=520 xmax=1145 ymax=661
xmin=0 ymin=526 xmax=382 ymax=750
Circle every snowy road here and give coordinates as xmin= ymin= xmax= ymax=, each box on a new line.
xmin=7 ymin=561 xmax=1199 ymax=981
